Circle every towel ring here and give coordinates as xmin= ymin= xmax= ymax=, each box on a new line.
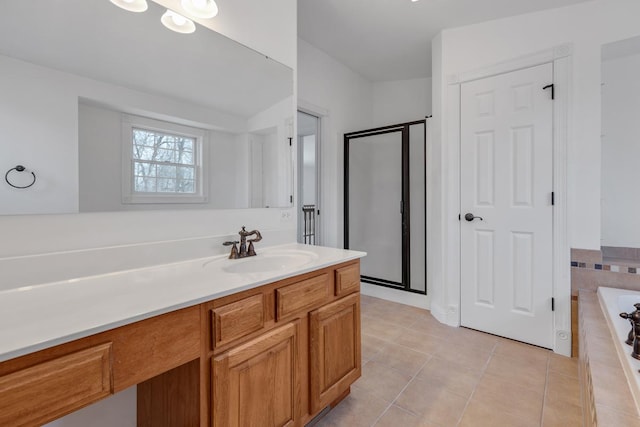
xmin=5 ymin=165 xmax=37 ymax=189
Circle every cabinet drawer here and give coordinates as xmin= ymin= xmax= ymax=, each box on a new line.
xmin=335 ymin=264 xmax=360 ymax=296
xmin=276 ymin=273 xmax=331 ymax=320
xmin=0 ymin=343 xmax=112 ymax=426
xmin=212 ymin=294 xmax=265 ymax=348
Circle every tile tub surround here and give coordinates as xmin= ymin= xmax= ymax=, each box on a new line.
xmin=316 ymin=295 xmax=583 ymax=427
xmin=578 ymin=290 xmax=640 ymax=426
xmin=571 ymin=248 xmax=640 ymax=295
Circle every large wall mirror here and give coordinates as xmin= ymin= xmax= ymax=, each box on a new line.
xmin=601 ymin=36 xmax=640 ymax=263
xmin=0 ymin=0 xmax=294 ymax=215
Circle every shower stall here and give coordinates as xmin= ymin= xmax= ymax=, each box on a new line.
xmin=344 ymin=120 xmax=426 ymax=294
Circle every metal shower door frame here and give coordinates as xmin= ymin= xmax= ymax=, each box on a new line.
xmin=343 ymin=120 xmax=426 ymax=294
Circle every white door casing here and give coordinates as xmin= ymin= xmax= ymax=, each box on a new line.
xmin=460 ymin=63 xmax=554 ymax=348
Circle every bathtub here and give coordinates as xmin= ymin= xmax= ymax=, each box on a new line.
xmin=597 ymin=287 xmax=640 ymax=411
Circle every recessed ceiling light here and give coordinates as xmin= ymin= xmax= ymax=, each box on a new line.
xmin=181 ymin=0 xmax=219 ymax=19
xmin=109 ymin=0 xmax=148 ymax=13
xmin=161 ymin=9 xmax=196 ymax=34
xmin=411 ymin=0 xmax=420 ymax=2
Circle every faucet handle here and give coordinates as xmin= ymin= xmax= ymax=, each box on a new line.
xmin=223 ymin=241 xmax=240 ymax=259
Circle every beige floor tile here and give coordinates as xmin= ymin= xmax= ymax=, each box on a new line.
xmin=374 ymin=304 xmax=427 ymax=327
xmin=545 ymin=371 xmax=581 ymax=407
xmin=392 ymin=329 xmax=445 ymax=355
xmin=411 ymin=316 xmax=460 ymax=340
xmin=374 ymin=405 xmax=438 ymax=427
xmin=471 ymin=373 xmax=544 ymax=421
xmin=484 ymin=352 xmax=547 ymax=393
xmin=353 ymin=361 xmax=412 ymax=403
xmin=541 ymin=399 xmax=583 ymax=427
xmin=494 ymin=338 xmax=550 ymax=360
xmin=416 ymin=356 xmax=483 ymax=399
xmin=361 ymin=316 xmax=402 ymax=341
xmin=433 ymin=339 xmax=493 ymax=373
xmin=459 ymin=400 xmax=540 ymax=427
xmin=362 ymin=333 xmax=391 ymax=362
xmin=360 ymin=295 xmax=379 ymax=306
xmin=450 ymin=327 xmax=500 ymax=353
xmin=315 ymin=386 xmax=390 ymax=427
xmin=361 ymin=316 xmax=404 ymax=342
xmin=325 ymin=297 xmax=587 ymax=426
xmin=371 ymin=344 xmax=431 ymax=376
xmin=395 ymin=377 xmax=469 ymax=426
xmin=548 ymin=353 xmax=579 ymax=379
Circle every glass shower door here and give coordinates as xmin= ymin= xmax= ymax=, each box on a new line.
xmin=346 ymin=129 xmax=405 ymax=288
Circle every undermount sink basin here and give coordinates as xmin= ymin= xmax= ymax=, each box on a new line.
xmin=205 ymin=249 xmax=319 ymax=274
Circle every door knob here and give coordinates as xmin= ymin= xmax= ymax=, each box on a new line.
xmin=464 ymin=213 xmax=483 ymax=222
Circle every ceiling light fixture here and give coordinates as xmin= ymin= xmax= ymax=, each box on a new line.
xmin=109 ymin=0 xmax=148 ymax=13
xmin=180 ymin=0 xmax=219 ymax=19
xmin=161 ymin=9 xmax=196 ymax=34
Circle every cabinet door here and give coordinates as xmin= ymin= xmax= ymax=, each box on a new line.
xmin=213 ymin=321 xmax=300 ymax=427
xmin=309 ymin=293 xmax=361 ymax=413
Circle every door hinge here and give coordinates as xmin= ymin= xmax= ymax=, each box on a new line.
xmin=551 ymin=297 xmax=555 ymax=311
xmin=551 ymin=191 xmax=555 ymax=206
xmin=543 ymin=84 xmax=555 ymax=100
xmin=317 ymin=209 xmax=320 ymax=216
xmin=458 ymin=214 xmax=461 ymax=221
xmin=288 ymin=137 xmax=292 ymax=146
xmin=290 ymin=195 xmax=293 ymax=203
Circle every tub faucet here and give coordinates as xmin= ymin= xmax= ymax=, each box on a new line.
xmin=620 ymin=303 xmax=640 ymax=359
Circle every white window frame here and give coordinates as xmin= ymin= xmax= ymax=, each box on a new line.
xmin=121 ymin=114 xmax=208 ymax=204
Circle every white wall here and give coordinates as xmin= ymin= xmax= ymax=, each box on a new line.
xmin=372 ymin=77 xmax=432 ymax=126
xmin=0 ymin=0 xmax=297 ymax=424
xmin=429 ymin=0 xmax=640 ymax=342
xmin=0 ymin=55 xmax=79 ymax=214
xmin=297 ymin=38 xmax=373 ymax=248
xmin=601 ymin=52 xmax=640 ymax=247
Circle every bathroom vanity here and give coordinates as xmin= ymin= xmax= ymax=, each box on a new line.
xmin=0 ymin=244 xmax=364 ymax=426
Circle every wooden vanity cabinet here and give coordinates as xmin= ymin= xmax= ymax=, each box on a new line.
xmin=0 ymin=260 xmax=361 ymax=427
xmin=209 ymin=260 xmax=361 ymax=427
xmin=309 ymin=293 xmax=361 ymax=413
xmin=212 ymin=321 xmax=301 ymax=427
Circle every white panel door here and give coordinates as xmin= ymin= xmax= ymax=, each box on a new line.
xmin=460 ymin=63 xmax=554 ymax=348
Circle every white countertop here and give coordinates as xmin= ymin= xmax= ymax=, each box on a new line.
xmin=0 ymin=243 xmax=365 ymax=363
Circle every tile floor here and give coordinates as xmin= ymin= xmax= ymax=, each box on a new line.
xmin=315 ymin=295 xmax=583 ymax=427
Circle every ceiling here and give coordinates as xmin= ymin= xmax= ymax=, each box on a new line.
xmin=298 ymin=0 xmax=591 ymax=82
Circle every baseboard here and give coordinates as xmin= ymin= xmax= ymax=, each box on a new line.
xmin=360 ymin=283 xmax=429 ymax=310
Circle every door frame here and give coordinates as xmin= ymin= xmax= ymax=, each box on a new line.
xmin=297 ymin=102 xmax=327 ymax=245
xmin=445 ymin=44 xmax=572 ymax=355
xmin=297 ymin=110 xmax=322 ymax=245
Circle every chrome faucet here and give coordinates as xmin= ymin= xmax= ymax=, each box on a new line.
xmin=223 ymin=226 xmax=262 ymax=259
